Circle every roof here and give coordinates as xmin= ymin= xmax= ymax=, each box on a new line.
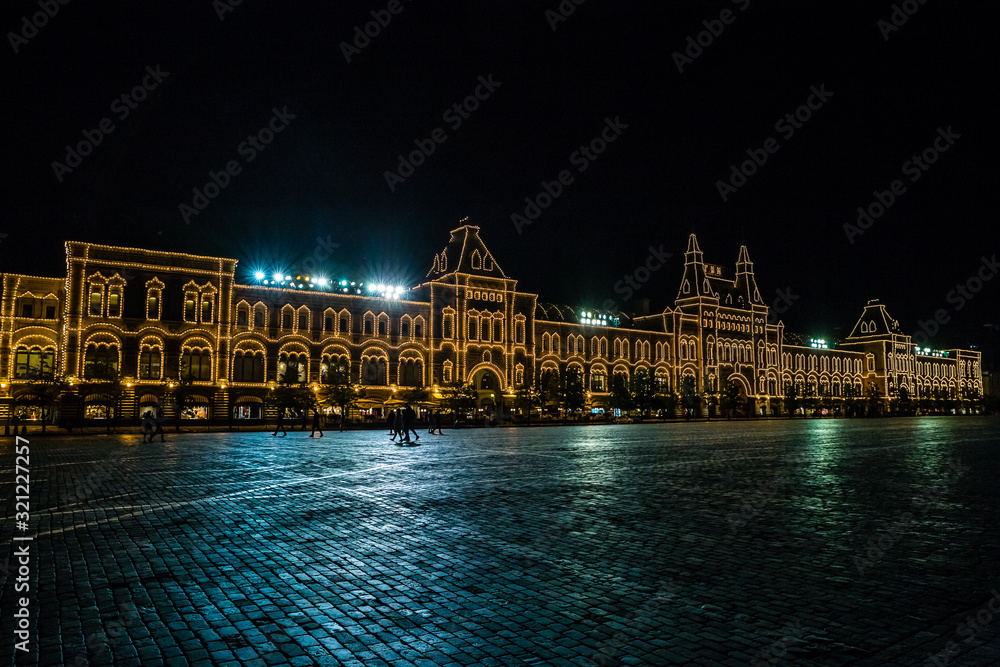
xmin=846 ymin=299 xmax=902 ymax=338
xmin=426 ymin=225 xmax=507 ymax=279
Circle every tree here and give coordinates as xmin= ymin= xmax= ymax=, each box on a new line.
xmin=802 ymin=382 xmax=818 ymax=417
xmin=167 ymin=374 xmax=197 ymax=432
xmin=20 ymin=356 xmax=68 ymax=433
xmin=865 ymin=382 xmax=882 ymax=417
xmin=563 ymin=367 xmax=586 ymax=419
xmin=440 ymin=382 xmax=477 ymax=422
xmin=819 ymin=385 xmax=834 ymax=416
xmin=631 ymin=368 xmax=659 ymax=419
xmin=84 ymin=360 xmax=125 ymax=433
xmin=720 ymin=379 xmax=742 ymax=420
xmin=681 ymin=376 xmax=697 ymax=420
xmin=539 ymin=369 xmax=562 ymax=417
xmin=401 ymin=385 xmax=430 ymax=405
xmin=609 ymin=373 xmax=634 ymax=416
xmin=782 ymin=380 xmax=800 ymax=419
xmin=514 ymin=383 xmax=541 ymax=424
xmin=266 ymin=363 xmax=311 ymax=430
xmin=318 ymin=362 xmax=363 ymax=431
xmin=660 ymin=389 xmax=679 ymax=419
xmin=842 ymin=383 xmax=860 ymax=417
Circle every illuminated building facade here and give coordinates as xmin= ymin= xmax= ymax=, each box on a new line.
xmin=0 ymin=225 xmax=984 ymax=424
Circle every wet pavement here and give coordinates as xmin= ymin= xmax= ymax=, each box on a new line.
xmin=2 ymin=418 xmax=1000 ymax=666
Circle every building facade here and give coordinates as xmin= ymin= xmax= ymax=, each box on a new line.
xmin=0 ymin=225 xmax=984 ymax=425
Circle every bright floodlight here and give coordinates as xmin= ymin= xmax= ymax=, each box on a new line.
xmin=273 ymin=272 xmax=283 ymax=282
xmin=254 ymin=270 xmax=265 ymax=281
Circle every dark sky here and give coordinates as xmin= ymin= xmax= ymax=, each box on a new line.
xmin=4 ymin=1 xmax=998 ymax=354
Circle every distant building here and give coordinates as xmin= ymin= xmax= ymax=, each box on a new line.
xmin=0 ymin=226 xmax=984 ymax=425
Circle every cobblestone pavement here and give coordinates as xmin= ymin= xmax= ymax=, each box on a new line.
xmin=3 ymin=418 xmax=1000 ymax=666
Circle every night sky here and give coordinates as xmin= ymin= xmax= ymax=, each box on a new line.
xmin=4 ymin=1 xmax=998 ymax=354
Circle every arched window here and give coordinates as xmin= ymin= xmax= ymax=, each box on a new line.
xmin=184 ymin=293 xmax=198 ymax=322
xmin=591 ymin=370 xmax=607 ymax=392
xmin=89 ymin=286 xmax=104 ymax=316
xmin=138 ymin=347 xmax=161 ymax=380
xmin=201 ymin=294 xmax=214 ymax=324
xmin=233 ymin=351 xmax=265 ymax=382
xmin=237 ymin=304 xmax=250 ymax=327
xmin=107 ymin=286 xmax=122 ymax=318
xmin=84 ymin=344 xmax=119 ymax=379
xmin=14 ymin=346 xmax=55 ymax=379
xmin=469 ymin=316 xmax=478 ymax=340
xmin=399 ymin=359 xmax=423 ymax=386
xmin=181 ymin=348 xmax=212 ymax=381
xmin=361 ymin=357 xmax=387 ymax=385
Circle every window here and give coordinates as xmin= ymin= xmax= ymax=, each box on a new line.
xmin=45 ymin=305 xmax=56 ymax=319
xmin=255 ymin=310 xmax=265 ymax=327
xmin=84 ymin=345 xmax=118 ymax=379
xmin=443 ymin=361 xmax=453 ymax=383
xmin=108 ymin=289 xmax=121 ymax=318
xmin=14 ymin=347 xmax=54 ymax=379
xmin=364 ymin=319 xmax=373 ymax=335
xmin=378 ymin=320 xmax=386 ymax=336
xmin=184 ymin=296 xmax=196 ymax=322
xmin=298 ymin=313 xmax=308 ymax=330
xmin=233 ymin=352 xmax=265 ymax=382
xmin=400 ymin=359 xmax=422 ymax=386
xmin=201 ymin=297 xmax=213 ymax=323
xmin=340 ymin=316 xmax=348 ymax=332
xmin=494 ymin=320 xmax=502 ymax=342
xmin=516 ymin=320 xmax=525 ymax=344
xmin=591 ymin=371 xmax=607 ymax=392
xmin=443 ymin=315 xmax=453 ymax=338
xmin=325 ymin=316 xmax=333 ymax=332
xmin=20 ymin=303 xmax=32 ymax=318
xmin=90 ymin=289 xmax=102 ymax=316
xmin=361 ymin=357 xmax=387 ymax=385
xmin=414 ymin=323 xmax=422 ymax=337
xmin=181 ymin=349 xmax=212 ymax=380
xmin=283 ymin=313 xmax=292 ymax=329
xmin=138 ymin=348 xmax=161 ymax=380
xmin=401 ymin=321 xmax=410 ymax=337
xmin=469 ymin=318 xmax=478 ymax=340
xmin=237 ymin=310 xmax=248 ymax=326
xmin=515 ymin=364 xmax=524 ymax=386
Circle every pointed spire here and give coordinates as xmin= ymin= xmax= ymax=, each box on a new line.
xmin=684 ymin=234 xmax=704 ymax=265
xmin=686 ymin=233 xmax=702 ymax=254
xmin=736 ymin=245 xmax=753 ymax=274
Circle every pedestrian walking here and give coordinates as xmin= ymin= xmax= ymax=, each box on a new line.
xmin=402 ymin=403 xmax=420 ymax=443
xmin=152 ymin=404 xmax=166 ymax=442
xmin=273 ymin=410 xmax=287 ymax=437
xmin=429 ymin=409 xmax=443 ymax=435
xmin=388 ymin=408 xmax=398 ymax=440
xmin=140 ymin=411 xmax=155 ymax=443
xmin=310 ymin=408 xmax=324 ymax=437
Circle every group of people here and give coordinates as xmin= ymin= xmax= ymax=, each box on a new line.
xmin=140 ymin=405 xmax=167 ymax=443
xmin=388 ymin=404 xmax=421 ymax=443
xmin=272 ymin=408 xmax=324 ymax=437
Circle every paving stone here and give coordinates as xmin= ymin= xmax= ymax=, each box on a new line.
xmin=3 ymin=422 xmax=1000 ymax=665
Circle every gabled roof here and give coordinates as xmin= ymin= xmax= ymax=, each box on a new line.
xmin=846 ymin=299 xmax=902 ymax=338
xmin=426 ymin=225 xmax=507 ymax=279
